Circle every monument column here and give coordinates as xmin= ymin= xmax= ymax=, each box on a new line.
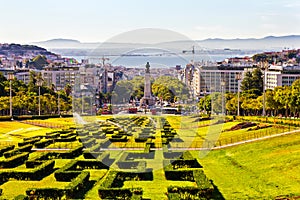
xmin=140 ymin=62 xmax=155 ymax=107
xmin=144 ymin=62 xmax=151 ymax=98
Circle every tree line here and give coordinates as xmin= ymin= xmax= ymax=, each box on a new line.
xmin=111 ymin=76 xmax=190 ymax=104
xmin=0 ymin=72 xmax=72 ymax=116
xmin=198 ymin=68 xmax=300 ymax=117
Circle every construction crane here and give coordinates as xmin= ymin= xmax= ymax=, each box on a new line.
xmin=182 ymin=46 xmax=195 ymax=54
xmin=101 ymin=56 xmax=110 ymax=67
xmin=182 ymin=46 xmax=195 ymax=64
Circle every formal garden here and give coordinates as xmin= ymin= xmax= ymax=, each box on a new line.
xmin=0 ymin=114 xmax=299 ymax=199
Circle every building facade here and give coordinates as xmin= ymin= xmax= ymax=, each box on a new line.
xmin=191 ymin=65 xmax=245 ymax=97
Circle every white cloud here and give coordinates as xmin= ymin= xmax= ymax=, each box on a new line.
xmin=284 ymin=2 xmax=300 ymax=7
xmin=194 ymin=25 xmax=224 ymax=32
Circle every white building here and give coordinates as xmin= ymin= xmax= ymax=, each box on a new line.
xmin=265 ymin=65 xmax=300 ymax=89
xmin=192 ymin=65 xmax=245 ymax=97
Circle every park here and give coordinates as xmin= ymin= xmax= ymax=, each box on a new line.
xmin=0 ymin=113 xmax=299 ymax=199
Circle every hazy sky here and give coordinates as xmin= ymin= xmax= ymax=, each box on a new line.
xmin=1 ymin=0 xmax=300 ymax=44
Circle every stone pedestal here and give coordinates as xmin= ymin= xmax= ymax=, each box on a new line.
xmin=140 ymin=62 xmax=156 ymax=107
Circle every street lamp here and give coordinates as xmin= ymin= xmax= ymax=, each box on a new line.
xmin=58 ymin=91 xmax=61 ymax=117
xmin=261 ymin=61 xmax=268 ymax=116
xmin=8 ymin=72 xmax=14 ymax=120
xmin=54 ymin=86 xmax=61 ymax=117
xmin=203 ymin=88 xmax=207 ymax=114
xmin=235 ymin=72 xmax=242 ymax=116
xmin=221 ymin=81 xmax=226 ymax=116
xmin=36 ymin=79 xmax=43 ymax=116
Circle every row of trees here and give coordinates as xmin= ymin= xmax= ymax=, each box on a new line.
xmin=198 ymin=73 xmax=300 ymax=117
xmin=112 ymin=76 xmax=190 ymax=104
xmin=0 ymin=72 xmax=72 ymax=116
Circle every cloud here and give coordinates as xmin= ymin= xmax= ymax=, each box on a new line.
xmin=194 ymin=25 xmax=224 ymax=32
xmin=284 ymin=2 xmax=300 ymax=7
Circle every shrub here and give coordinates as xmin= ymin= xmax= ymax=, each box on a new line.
xmin=65 ymin=171 xmax=90 ymax=198
xmin=59 ymin=145 xmax=83 ymax=159
xmin=18 ymin=138 xmax=40 ymax=147
xmin=0 ymin=145 xmax=15 ymax=157
xmin=4 ymin=144 xmax=32 ymax=158
xmin=0 ymin=152 xmax=29 ymax=168
xmin=26 ymin=188 xmax=65 ymax=199
xmin=55 ymin=135 xmax=77 ymax=142
xmin=34 ymin=139 xmax=53 ymax=148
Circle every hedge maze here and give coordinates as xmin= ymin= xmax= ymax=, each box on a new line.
xmin=0 ymin=116 xmax=218 ymax=199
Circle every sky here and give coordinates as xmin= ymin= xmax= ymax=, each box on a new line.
xmin=1 ymin=0 xmax=300 ymax=44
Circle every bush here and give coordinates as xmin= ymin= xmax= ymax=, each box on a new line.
xmin=0 ymin=145 xmax=15 ymax=157
xmin=55 ymin=135 xmax=77 ymax=142
xmin=116 ymin=161 xmax=146 ymax=170
xmin=34 ymin=139 xmax=53 ymax=148
xmin=26 ymin=188 xmax=65 ymax=199
xmin=65 ymin=171 xmax=90 ymax=198
xmin=58 ymin=145 xmax=83 ymax=159
xmin=45 ymin=133 xmax=60 ymax=139
xmin=18 ymin=138 xmax=40 ymax=147
xmin=0 ymin=152 xmax=29 ymax=168
xmin=98 ymin=188 xmax=133 ymax=199
xmin=4 ymin=144 xmax=32 ymax=158
xmin=0 ymin=116 xmax=12 ymax=121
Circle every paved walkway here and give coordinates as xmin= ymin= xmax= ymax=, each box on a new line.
xmin=213 ymin=129 xmax=300 ymax=150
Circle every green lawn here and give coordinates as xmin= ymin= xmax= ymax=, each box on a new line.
xmin=0 ymin=121 xmax=55 ymax=145
xmin=195 ymin=131 xmax=300 ymax=199
xmin=1 ymin=116 xmax=300 ymax=199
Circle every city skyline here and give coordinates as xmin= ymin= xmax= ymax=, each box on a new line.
xmin=1 ymin=0 xmax=300 ymax=44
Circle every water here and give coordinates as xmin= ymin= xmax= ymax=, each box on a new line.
xmin=69 ymin=53 xmax=251 ymax=68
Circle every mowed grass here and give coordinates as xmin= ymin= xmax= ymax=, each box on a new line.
xmin=195 ymin=131 xmax=300 ymax=199
xmin=167 ymin=116 xmax=296 ymax=148
xmin=0 ymin=121 xmax=55 ymax=144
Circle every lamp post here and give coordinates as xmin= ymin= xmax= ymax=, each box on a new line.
xmin=235 ymin=72 xmax=242 ymax=116
xmin=221 ymin=81 xmax=226 ymax=116
xmin=261 ymin=61 xmax=267 ymax=116
xmin=8 ymin=72 xmax=14 ymax=120
xmin=203 ymin=89 xmax=207 ymax=114
xmin=58 ymin=91 xmax=61 ymax=117
xmin=36 ymin=80 xmax=43 ymax=116
xmin=55 ymin=86 xmax=61 ymax=117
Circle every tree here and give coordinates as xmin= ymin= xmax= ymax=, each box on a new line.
xmin=64 ymin=84 xmax=72 ymax=96
xmin=241 ymin=68 xmax=263 ymax=96
xmin=241 ymin=71 xmax=253 ymax=91
xmin=0 ymin=73 xmax=7 ymax=96
xmin=251 ymin=68 xmax=263 ymax=95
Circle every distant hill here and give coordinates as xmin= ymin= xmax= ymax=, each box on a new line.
xmin=32 ymin=35 xmax=300 ymax=57
xmin=0 ymin=43 xmax=57 ymax=57
xmin=195 ymin=35 xmax=300 ymax=50
xmin=33 ymin=39 xmax=84 ymax=49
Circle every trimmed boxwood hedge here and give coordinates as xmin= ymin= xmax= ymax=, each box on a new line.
xmin=98 ymin=170 xmax=145 ymax=199
xmin=4 ymin=144 xmax=32 ymax=158
xmin=0 ymin=160 xmax=54 ymax=181
xmin=45 ymin=133 xmax=60 ymax=139
xmin=34 ymin=139 xmax=54 ymax=148
xmin=27 ymin=169 xmax=90 ymax=199
xmin=55 ymin=135 xmax=77 ymax=142
xmin=18 ymin=138 xmax=40 ymax=147
xmin=0 ymin=145 xmax=15 ymax=157
xmin=163 ymin=159 xmax=202 ymax=170
xmin=0 ymin=152 xmax=29 ymax=168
